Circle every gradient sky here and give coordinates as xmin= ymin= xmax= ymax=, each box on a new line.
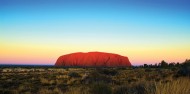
xmin=0 ymin=0 xmax=190 ymax=65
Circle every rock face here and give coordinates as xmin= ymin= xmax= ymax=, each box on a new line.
xmin=55 ymin=52 xmax=131 ymax=67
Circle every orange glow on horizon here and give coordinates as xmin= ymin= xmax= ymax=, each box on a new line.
xmin=0 ymin=41 xmax=189 ymax=65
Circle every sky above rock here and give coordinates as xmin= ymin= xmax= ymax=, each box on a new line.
xmin=0 ymin=0 xmax=190 ymax=65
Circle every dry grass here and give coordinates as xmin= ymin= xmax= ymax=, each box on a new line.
xmin=40 ymin=78 xmax=49 ymax=84
xmin=155 ymin=77 xmax=190 ymax=94
xmin=64 ymin=86 xmax=89 ymax=94
xmin=38 ymin=87 xmax=63 ymax=94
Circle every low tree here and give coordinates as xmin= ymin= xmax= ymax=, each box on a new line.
xmin=160 ymin=60 xmax=168 ymax=68
xmin=178 ymin=59 xmax=190 ymax=77
xmin=144 ymin=64 xmax=148 ymax=68
xmin=182 ymin=59 xmax=190 ymax=67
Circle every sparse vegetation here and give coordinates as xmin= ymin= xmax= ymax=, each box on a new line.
xmin=89 ymin=82 xmax=112 ymax=94
xmin=68 ymin=71 xmax=81 ymax=78
xmin=0 ymin=59 xmax=190 ymax=94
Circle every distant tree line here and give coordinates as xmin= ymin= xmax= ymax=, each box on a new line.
xmin=140 ymin=59 xmax=190 ymax=68
xmin=136 ymin=59 xmax=190 ymax=77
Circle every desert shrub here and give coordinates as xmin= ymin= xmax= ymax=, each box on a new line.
xmin=65 ymin=86 xmax=89 ymax=94
xmin=11 ymin=90 xmax=19 ymax=94
xmin=177 ymin=60 xmax=190 ymax=77
xmin=0 ymin=89 xmax=19 ymax=94
xmin=127 ymin=78 xmax=138 ymax=83
xmin=89 ymin=82 xmax=112 ymax=94
xmin=38 ymin=88 xmax=52 ymax=94
xmin=68 ymin=71 xmax=81 ymax=78
xmin=1 ymin=89 xmax=12 ymax=94
xmin=113 ymin=82 xmax=156 ymax=94
xmin=177 ymin=67 xmax=190 ymax=77
xmin=130 ymin=82 xmax=155 ymax=94
xmin=86 ymin=71 xmax=112 ymax=83
xmin=98 ymin=69 xmax=118 ymax=76
xmin=137 ymin=73 xmax=144 ymax=79
xmin=37 ymin=87 xmax=63 ymax=94
xmin=65 ymin=68 xmax=69 ymax=71
xmin=116 ymin=67 xmax=127 ymax=70
xmin=113 ymin=85 xmax=128 ymax=94
xmin=145 ymin=68 xmax=152 ymax=72
xmin=57 ymin=84 xmax=68 ymax=92
xmin=155 ymin=78 xmax=161 ymax=82
xmin=2 ymin=81 xmax=17 ymax=88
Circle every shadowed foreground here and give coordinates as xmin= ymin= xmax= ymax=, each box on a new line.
xmin=0 ymin=64 xmax=190 ymax=94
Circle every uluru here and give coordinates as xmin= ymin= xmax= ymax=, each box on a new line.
xmin=55 ymin=52 xmax=131 ymax=67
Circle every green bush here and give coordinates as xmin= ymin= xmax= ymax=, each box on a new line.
xmin=87 ymin=71 xmax=112 ymax=83
xmin=177 ymin=67 xmax=190 ymax=76
xmin=113 ymin=85 xmax=128 ymax=94
xmin=68 ymin=71 xmax=81 ymax=78
xmin=98 ymin=69 xmax=118 ymax=76
xmin=177 ymin=59 xmax=190 ymax=77
xmin=114 ymin=82 xmax=156 ymax=94
xmin=89 ymin=82 xmax=112 ymax=94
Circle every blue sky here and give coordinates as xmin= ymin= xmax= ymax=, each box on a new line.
xmin=0 ymin=0 xmax=190 ymax=65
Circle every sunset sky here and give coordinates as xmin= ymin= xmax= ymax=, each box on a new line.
xmin=0 ymin=0 xmax=190 ymax=65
